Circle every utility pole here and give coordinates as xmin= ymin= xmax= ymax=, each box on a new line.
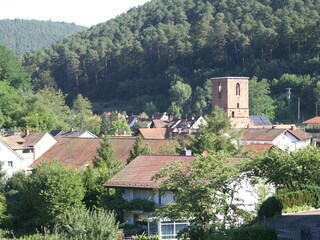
xmin=297 ymin=97 xmax=300 ymax=124
xmin=286 ymin=88 xmax=292 ymax=107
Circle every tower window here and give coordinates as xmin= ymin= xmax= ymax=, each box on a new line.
xmin=218 ymin=83 xmax=222 ymax=99
xmin=231 ymin=111 xmax=235 ymax=118
xmin=236 ymin=83 xmax=240 ymax=95
xmin=237 ymin=103 xmax=240 ymax=108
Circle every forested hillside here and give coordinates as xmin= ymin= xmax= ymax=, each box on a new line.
xmin=0 ymin=19 xmax=87 ymax=54
xmin=22 ymin=0 xmax=320 ymax=123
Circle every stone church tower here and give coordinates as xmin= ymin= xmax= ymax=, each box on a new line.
xmin=211 ymin=76 xmax=250 ymax=128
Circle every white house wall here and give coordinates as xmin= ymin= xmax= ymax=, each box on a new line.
xmin=33 ymin=133 xmax=57 ymax=160
xmin=0 ymin=141 xmax=23 ymax=177
xmin=273 ymin=132 xmax=310 ymax=151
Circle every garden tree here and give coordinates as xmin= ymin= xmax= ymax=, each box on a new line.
xmin=21 ymin=88 xmax=72 ymax=131
xmin=0 ymin=81 xmax=25 ymax=129
xmin=81 ymin=166 xmax=108 ymax=209
xmin=0 ymin=45 xmax=31 ymax=90
xmin=127 ymin=135 xmax=152 ymax=163
xmin=94 ymin=135 xmax=121 ymax=176
xmin=55 ymin=207 xmax=119 ymax=240
xmin=100 ymin=112 xmax=132 ymax=136
xmin=168 ymin=79 xmax=192 ymax=117
xmin=72 ymin=94 xmax=92 ymax=130
xmin=6 ymin=162 xmax=85 ymax=234
xmin=86 ymin=115 xmax=101 ymax=136
xmin=152 ymin=152 xmax=242 ymax=238
xmin=242 ymin=146 xmax=320 ymax=190
xmin=182 ymin=107 xmax=241 ymax=155
xmin=192 ymin=79 xmax=212 ymax=115
xmin=249 ymin=77 xmax=275 ymax=121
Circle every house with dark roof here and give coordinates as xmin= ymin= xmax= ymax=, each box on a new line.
xmin=49 ymin=129 xmax=97 ymax=140
xmin=241 ymin=125 xmax=311 ymax=151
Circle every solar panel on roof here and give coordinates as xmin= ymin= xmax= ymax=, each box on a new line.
xmin=249 ymin=115 xmax=272 ymax=126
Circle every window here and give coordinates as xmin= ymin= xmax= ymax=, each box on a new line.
xmin=23 ymin=149 xmax=33 ymax=153
xmin=232 ymin=111 xmax=235 ymax=118
xmin=236 ymin=83 xmax=240 ymax=95
xmin=237 ymin=103 xmax=240 ymax=108
xmin=8 ymin=161 xmax=13 ymax=168
xmin=218 ymin=83 xmax=222 ymax=98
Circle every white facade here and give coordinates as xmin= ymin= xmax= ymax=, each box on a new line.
xmin=241 ymin=131 xmax=311 ymax=152
xmin=0 ymin=139 xmax=24 ymax=177
xmin=32 ymin=133 xmax=57 ymax=160
xmin=123 ymin=188 xmax=174 ymax=225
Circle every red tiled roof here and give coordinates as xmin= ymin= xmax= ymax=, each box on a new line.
xmin=242 ymin=144 xmax=274 ymax=153
xmin=31 ymin=138 xmax=101 ymax=169
xmin=303 ymin=116 xmax=320 ymax=124
xmin=287 ymin=129 xmax=311 ymax=140
xmin=139 ymin=128 xmax=169 ymax=139
xmin=30 ymin=137 xmax=180 ymax=169
xmin=104 ymin=155 xmax=196 ymax=189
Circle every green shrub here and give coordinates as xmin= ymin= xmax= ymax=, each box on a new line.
xmin=278 ymin=189 xmax=315 ymax=209
xmin=230 ymin=225 xmax=277 ymax=240
xmin=56 ymin=207 xmax=119 ymax=240
xmin=301 ymin=185 xmax=320 ymax=208
xmin=132 ymin=233 xmax=159 ymax=240
xmin=258 ymin=196 xmax=283 ymax=218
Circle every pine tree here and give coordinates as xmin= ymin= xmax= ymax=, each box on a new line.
xmin=127 ymin=135 xmax=152 ymax=163
xmin=94 ymin=136 xmax=121 ymax=177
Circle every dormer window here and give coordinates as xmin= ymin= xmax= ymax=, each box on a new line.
xmin=236 ymin=83 xmax=240 ymax=95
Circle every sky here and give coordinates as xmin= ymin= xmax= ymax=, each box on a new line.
xmin=0 ymin=0 xmax=151 ymax=27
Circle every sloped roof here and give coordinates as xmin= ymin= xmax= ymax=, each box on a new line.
xmin=242 ymin=143 xmax=274 ymax=153
xmin=241 ymin=128 xmax=285 ymax=141
xmin=303 ymin=116 xmax=320 ymax=124
xmin=287 ymin=128 xmax=311 ymax=140
xmin=104 ymin=155 xmax=196 ymax=189
xmin=139 ymin=128 xmax=169 ymax=139
xmin=30 ymin=137 xmax=180 ymax=169
xmin=23 ymin=132 xmax=47 ymax=147
xmin=30 ymin=138 xmax=101 ymax=169
xmin=1 ymin=135 xmax=26 ymax=149
xmin=249 ymin=115 xmax=273 ymax=126
xmin=241 ymin=127 xmax=310 ymax=142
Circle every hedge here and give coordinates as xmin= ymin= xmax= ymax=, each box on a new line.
xmin=230 ymin=225 xmax=277 ymax=240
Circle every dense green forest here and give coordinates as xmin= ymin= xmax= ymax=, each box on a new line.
xmin=0 ymin=19 xmax=87 ymax=55
xmin=20 ymin=0 xmax=320 ymax=123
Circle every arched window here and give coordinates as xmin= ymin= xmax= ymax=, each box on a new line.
xmin=231 ymin=111 xmax=235 ymax=118
xmin=236 ymin=83 xmax=240 ymax=95
xmin=218 ymin=83 xmax=222 ymax=99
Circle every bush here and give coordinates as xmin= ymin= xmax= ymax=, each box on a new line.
xmin=258 ymin=196 xmax=283 ymax=218
xmin=278 ymin=189 xmax=315 ymax=209
xmin=230 ymin=225 xmax=277 ymax=240
xmin=56 ymin=207 xmax=119 ymax=240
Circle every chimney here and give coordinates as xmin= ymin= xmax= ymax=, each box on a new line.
xmin=180 ymin=148 xmax=192 ymax=156
xmin=291 ymin=125 xmax=296 ymax=130
xmin=25 ymin=129 xmax=30 ymax=136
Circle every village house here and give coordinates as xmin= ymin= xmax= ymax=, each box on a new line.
xmin=303 ymin=116 xmax=320 ymax=140
xmin=104 ymin=154 xmax=272 ymax=239
xmin=0 ymin=131 xmax=56 ymax=174
xmin=104 ymin=155 xmax=193 ymax=239
xmin=0 ymin=138 xmax=24 ymax=177
xmin=240 ymin=125 xmax=311 ymax=151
